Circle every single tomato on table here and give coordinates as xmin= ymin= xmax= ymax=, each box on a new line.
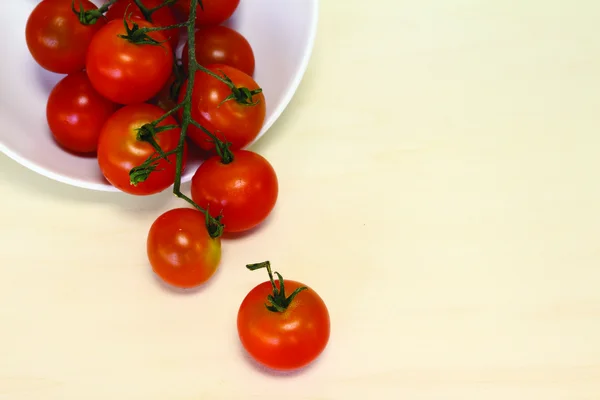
xmin=174 ymin=0 xmax=240 ymax=26
xmin=147 ymin=208 xmax=222 ymax=289
xmin=97 ymin=103 xmax=186 ymax=195
xmin=25 ymin=0 xmax=105 ymax=74
xmin=105 ymin=0 xmax=181 ymax=50
xmin=86 ymin=19 xmax=173 ymax=105
xmin=191 ymin=150 xmax=278 ymax=233
xmin=46 ymin=71 xmax=118 ymax=154
xmin=237 ymin=261 xmax=330 ymax=371
xmin=180 ymin=65 xmax=265 ymax=152
xmin=182 ymin=26 xmax=255 ymax=76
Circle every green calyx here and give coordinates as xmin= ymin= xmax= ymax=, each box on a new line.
xmin=72 ymin=0 xmax=117 ymax=25
xmin=118 ymin=18 xmax=165 ymax=46
xmin=246 ymin=261 xmax=308 ymax=313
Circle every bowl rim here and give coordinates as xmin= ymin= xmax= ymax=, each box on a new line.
xmin=0 ymin=0 xmax=319 ymax=193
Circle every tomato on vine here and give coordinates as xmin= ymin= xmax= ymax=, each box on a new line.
xmin=97 ymin=103 xmax=186 ymax=195
xmin=182 ymin=26 xmax=255 ymax=76
xmin=237 ymin=262 xmax=330 ymax=371
xmin=147 ymin=208 xmax=222 ymax=288
xmin=25 ymin=0 xmax=105 ymax=74
xmin=174 ymin=0 xmax=240 ymax=26
xmin=86 ymin=19 xmax=174 ymax=105
xmin=191 ymin=149 xmax=278 ymax=233
xmin=105 ymin=0 xmax=181 ymax=50
xmin=46 ymin=71 xmax=118 ymax=154
xmin=180 ymin=64 xmax=266 ymax=152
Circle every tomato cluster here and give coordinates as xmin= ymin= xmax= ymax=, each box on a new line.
xmin=25 ymin=0 xmax=329 ymax=372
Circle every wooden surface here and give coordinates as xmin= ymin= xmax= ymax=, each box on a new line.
xmin=2 ymin=0 xmax=600 ymax=398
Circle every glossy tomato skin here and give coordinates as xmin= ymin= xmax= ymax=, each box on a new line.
xmin=86 ymin=19 xmax=173 ymax=105
xmin=46 ymin=71 xmax=118 ymax=154
xmin=175 ymin=0 xmax=240 ymax=26
xmin=97 ymin=103 xmax=186 ymax=195
xmin=182 ymin=26 xmax=255 ymax=76
xmin=147 ymin=208 xmax=222 ymax=288
xmin=105 ymin=0 xmax=181 ymax=50
xmin=26 ymin=0 xmax=105 ymax=74
xmin=237 ymin=279 xmax=331 ymax=371
xmin=180 ymin=65 xmax=266 ymax=152
xmin=191 ymin=150 xmax=278 ymax=233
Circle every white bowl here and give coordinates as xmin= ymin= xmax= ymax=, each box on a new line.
xmin=0 ymin=0 xmax=318 ymax=192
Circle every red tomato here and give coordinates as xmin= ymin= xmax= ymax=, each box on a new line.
xmin=175 ymin=0 xmax=240 ymax=26
xmin=86 ymin=19 xmax=173 ymax=105
xmin=147 ymin=208 xmax=222 ymax=288
xmin=46 ymin=71 xmax=118 ymax=154
xmin=180 ymin=65 xmax=266 ymax=152
xmin=237 ymin=261 xmax=330 ymax=371
xmin=191 ymin=150 xmax=278 ymax=233
xmin=182 ymin=26 xmax=255 ymax=76
xmin=25 ymin=0 xmax=105 ymax=74
xmin=105 ymin=0 xmax=181 ymax=50
xmin=97 ymin=103 xmax=186 ymax=195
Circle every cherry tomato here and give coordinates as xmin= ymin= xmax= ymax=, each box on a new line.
xmin=182 ymin=26 xmax=255 ymax=76
xmin=105 ymin=0 xmax=181 ymax=50
xmin=237 ymin=261 xmax=330 ymax=371
xmin=174 ymin=0 xmax=240 ymax=26
xmin=97 ymin=103 xmax=186 ymax=195
xmin=180 ymin=65 xmax=266 ymax=152
xmin=46 ymin=71 xmax=118 ymax=154
xmin=147 ymin=208 xmax=222 ymax=288
xmin=86 ymin=19 xmax=173 ymax=105
xmin=191 ymin=150 xmax=278 ymax=233
xmin=25 ymin=0 xmax=105 ymax=74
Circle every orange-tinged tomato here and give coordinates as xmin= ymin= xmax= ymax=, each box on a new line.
xmin=147 ymin=208 xmax=222 ymax=288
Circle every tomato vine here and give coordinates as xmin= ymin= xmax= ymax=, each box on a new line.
xmin=83 ymin=0 xmax=263 ymax=239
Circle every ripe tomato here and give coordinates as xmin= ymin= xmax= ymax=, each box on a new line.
xmin=175 ymin=0 xmax=240 ymax=26
xmin=182 ymin=26 xmax=255 ymax=76
xmin=191 ymin=150 xmax=278 ymax=233
xmin=86 ymin=19 xmax=173 ymax=105
xmin=105 ymin=0 xmax=181 ymax=50
xmin=46 ymin=71 xmax=118 ymax=154
xmin=180 ymin=65 xmax=265 ymax=152
xmin=147 ymin=208 xmax=222 ymax=288
xmin=97 ymin=103 xmax=186 ymax=195
xmin=25 ymin=0 xmax=105 ymax=74
xmin=237 ymin=261 xmax=330 ymax=371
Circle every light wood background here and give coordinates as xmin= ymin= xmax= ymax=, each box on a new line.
xmin=1 ymin=0 xmax=599 ymax=399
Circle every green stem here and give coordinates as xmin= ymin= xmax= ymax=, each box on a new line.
xmin=131 ymin=0 xmax=154 ymax=21
xmin=246 ymin=262 xmax=308 ymax=313
xmin=72 ymin=0 xmax=118 ymax=25
xmin=148 ymin=0 xmax=181 ymax=14
xmin=154 ymin=103 xmax=183 ymax=125
xmin=190 ymin=120 xmax=234 ymax=164
xmin=172 ymin=0 xmax=224 ymax=238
